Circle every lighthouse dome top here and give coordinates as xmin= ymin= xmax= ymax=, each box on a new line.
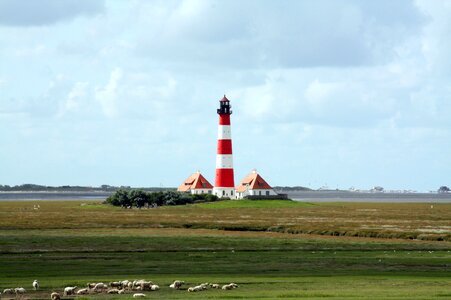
xmin=220 ymin=95 xmax=230 ymax=102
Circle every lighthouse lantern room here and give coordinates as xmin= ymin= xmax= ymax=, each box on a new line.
xmin=213 ymin=95 xmax=236 ymax=198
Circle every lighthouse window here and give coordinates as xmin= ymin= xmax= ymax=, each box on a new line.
xmin=222 ymin=190 xmax=225 ymax=196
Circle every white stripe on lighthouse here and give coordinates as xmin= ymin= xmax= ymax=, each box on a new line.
xmin=216 ymin=154 xmax=234 ymax=169
xmin=217 ymin=125 xmax=232 ymax=140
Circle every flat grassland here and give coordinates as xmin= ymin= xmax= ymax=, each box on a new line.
xmin=0 ymin=200 xmax=450 ymax=299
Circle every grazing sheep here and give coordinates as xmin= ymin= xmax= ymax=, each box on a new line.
xmin=150 ymin=284 xmax=160 ymax=291
xmin=87 ymin=282 xmax=97 ymax=289
xmin=50 ymin=292 xmax=61 ymax=300
xmin=33 ymin=279 xmax=39 ymax=290
xmin=110 ymin=281 xmax=122 ymax=288
xmin=76 ymin=288 xmax=89 ymax=295
xmin=121 ymin=280 xmax=130 ymax=288
xmin=93 ymin=283 xmax=107 ymax=292
xmin=3 ymin=288 xmax=14 ymax=294
xmin=188 ymin=285 xmax=204 ymax=292
xmin=169 ymin=280 xmax=185 ymax=290
xmin=15 ymin=287 xmax=26 ymax=294
xmin=63 ymin=286 xmax=77 ymax=296
xmin=108 ymin=288 xmax=120 ymax=294
xmin=210 ymin=283 xmax=220 ymax=289
xmin=118 ymin=289 xmax=126 ymax=294
xmin=133 ymin=293 xmax=146 ymax=298
xmin=222 ymin=283 xmax=239 ymax=290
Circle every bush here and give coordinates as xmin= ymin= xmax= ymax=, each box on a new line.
xmin=105 ymin=190 xmax=218 ymax=208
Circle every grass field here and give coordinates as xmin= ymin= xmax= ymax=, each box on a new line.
xmin=0 ymin=199 xmax=450 ymax=299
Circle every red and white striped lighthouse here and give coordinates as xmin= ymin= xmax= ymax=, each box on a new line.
xmin=213 ymin=95 xmax=235 ymax=198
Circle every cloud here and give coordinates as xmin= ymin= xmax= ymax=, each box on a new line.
xmin=0 ymin=0 xmax=104 ymax=26
xmin=95 ymin=68 xmax=122 ymax=118
xmin=135 ymin=0 xmax=425 ymax=68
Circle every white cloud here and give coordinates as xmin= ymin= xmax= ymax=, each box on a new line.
xmin=95 ymin=68 xmax=122 ymax=118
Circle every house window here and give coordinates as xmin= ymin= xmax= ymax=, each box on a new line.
xmin=231 ymin=190 xmax=233 ymax=196
xmin=266 ymin=191 xmax=270 ymax=196
xmin=222 ymin=190 xmax=225 ymax=196
xmin=259 ymin=191 xmax=262 ymax=196
xmin=208 ymin=190 xmax=212 ymax=194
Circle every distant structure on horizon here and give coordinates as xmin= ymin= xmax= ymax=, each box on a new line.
xmin=178 ymin=95 xmax=282 ymax=199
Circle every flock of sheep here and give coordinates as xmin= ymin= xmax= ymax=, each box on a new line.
xmin=1 ymin=279 xmax=239 ymax=299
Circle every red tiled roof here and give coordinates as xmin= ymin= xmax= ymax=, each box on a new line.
xmin=236 ymin=171 xmax=273 ymax=193
xmin=177 ymin=172 xmax=213 ymax=192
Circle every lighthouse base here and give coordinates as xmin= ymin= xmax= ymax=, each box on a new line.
xmin=213 ymin=187 xmax=236 ymax=199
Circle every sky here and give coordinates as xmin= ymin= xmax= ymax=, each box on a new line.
xmin=0 ymin=0 xmax=450 ymax=191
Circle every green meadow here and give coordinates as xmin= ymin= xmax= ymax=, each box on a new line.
xmin=0 ymin=200 xmax=449 ymax=299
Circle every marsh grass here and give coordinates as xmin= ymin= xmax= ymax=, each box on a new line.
xmin=0 ymin=200 xmax=449 ymax=241
xmin=0 ymin=200 xmax=450 ymax=299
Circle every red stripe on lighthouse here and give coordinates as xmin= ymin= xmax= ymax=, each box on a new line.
xmin=217 ymin=139 xmax=232 ymax=154
xmin=215 ymin=168 xmax=235 ymax=187
xmin=219 ymin=114 xmax=231 ymax=125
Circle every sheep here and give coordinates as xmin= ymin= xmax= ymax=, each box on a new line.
xmin=110 ymin=281 xmax=123 ymax=289
xmin=50 ymin=292 xmax=61 ymax=300
xmin=222 ymin=283 xmax=239 ymax=290
xmin=210 ymin=283 xmax=220 ymax=289
xmin=127 ymin=281 xmax=133 ymax=290
xmin=3 ymin=288 xmax=14 ymax=294
xmin=93 ymin=282 xmax=108 ymax=292
xmin=169 ymin=280 xmax=185 ymax=290
xmin=187 ymin=285 xmax=203 ymax=292
xmin=133 ymin=293 xmax=146 ymax=298
xmin=15 ymin=287 xmax=26 ymax=294
xmin=107 ymin=288 xmax=120 ymax=294
xmin=76 ymin=288 xmax=89 ymax=295
xmin=137 ymin=281 xmax=153 ymax=291
xmin=33 ymin=279 xmax=39 ymax=290
xmin=118 ymin=289 xmax=126 ymax=294
xmin=150 ymin=284 xmax=160 ymax=291
xmin=121 ymin=280 xmax=130 ymax=288
xmin=87 ymin=282 xmax=97 ymax=289
xmin=63 ymin=286 xmax=77 ymax=296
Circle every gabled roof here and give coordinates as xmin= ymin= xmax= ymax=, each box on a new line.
xmin=236 ymin=170 xmax=273 ymax=192
xmin=220 ymin=95 xmax=230 ymax=102
xmin=177 ymin=172 xmax=213 ymax=192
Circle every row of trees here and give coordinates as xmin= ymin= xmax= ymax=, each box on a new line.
xmin=105 ymin=190 xmax=219 ymax=208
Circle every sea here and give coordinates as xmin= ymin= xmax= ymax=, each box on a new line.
xmin=0 ymin=191 xmax=450 ymax=203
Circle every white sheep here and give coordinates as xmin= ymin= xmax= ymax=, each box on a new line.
xmin=33 ymin=279 xmax=39 ymax=290
xmin=169 ymin=280 xmax=185 ymax=289
xmin=222 ymin=283 xmax=239 ymax=290
xmin=87 ymin=282 xmax=97 ymax=289
xmin=15 ymin=287 xmax=26 ymax=294
xmin=93 ymin=282 xmax=107 ymax=292
xmin=63 ymin=286 xmax=77 ymax=296
xmin=133 ymin=293 xmax=146 ymax=298
xmin=3 ymin=288 xmax=14 ymax=294
xmin=50 ymin=292 xmax=61 ymax=300
xmin=150 ymin=284 xmax=160 ymax=291
xmin=210 ymin=283 xmax=220 ymax=289
xmin=76 ymin=288 xmax=89 ymax=295
xmin=107 ymin=288 xmax=120 ymax=294
xmin=118 ymin=289 xmax=126 ymax=294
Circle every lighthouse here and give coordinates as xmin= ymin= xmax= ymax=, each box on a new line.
xmin=213 ymin=95 xmax=235 ymax=198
